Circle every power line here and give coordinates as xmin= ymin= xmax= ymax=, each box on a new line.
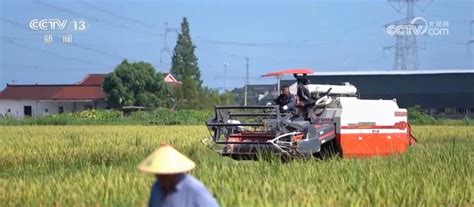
xmin=213 ymin=76 xmax=261 ymax=80
xmin=77 ymin=0 xmax=158 ymax=29
xmin=424 ymin=40 xmax=465 ymax=46
xmin=1 ymin=36 xmax=109 ymax=67
xmin=200 ymin=63 xmax=221 ymax=70
xmin=67 ymin=42 xmax=125 ymax=59
xmin=195 ymin=36 xmax=311 ymax=47
xmin=0 ymin=17 xmax=27 ymax=30
xmin=35 ymin=0 xmax=96 ymax=20
xmin=194 ymin=19 xmax=383 ymax=49
xmin=34 ymin=0 xmax=164 ymax=37
xmin=1 ymin=18 xmax=126 ymax=60
xmin=0 ymin=17 xmax=158 ymax=47
xmin=2 ymin=63 xmax=112 ymax=72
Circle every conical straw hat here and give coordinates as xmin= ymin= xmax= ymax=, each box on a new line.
xmin=138 ymin=144 xmax=196 ymax=174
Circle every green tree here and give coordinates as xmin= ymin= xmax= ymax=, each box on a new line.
xmin=219 ymin=91 xmax=237 ymax=105
xmin=168 ymin=17 xmax=237 ymax=109
xmin=103 ymin=60 xmax=171 ymax=108
xmin=174 ymin=76 xmax=200 ymax=109
xmin=170 ymin=17 xmax=201 ymax=86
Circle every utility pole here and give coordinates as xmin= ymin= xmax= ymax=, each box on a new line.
xmin=244 ymin=57 xmax=249 ymax=106
xmin=468 ymin=20 xmax=474 ymax=54
xmin=223 ymin=62 xmax=228 ymax=91
xmin=276 ymin=75 xmax=281 ymax=94
xmin=470 ymin=20 xmax=474 ymax=37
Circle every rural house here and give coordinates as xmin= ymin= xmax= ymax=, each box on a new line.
xmin=0 ymin=73 xmax=181 ymax=118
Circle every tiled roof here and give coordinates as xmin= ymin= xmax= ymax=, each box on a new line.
xmin=75 ymin=74 xmax=108 ymax=86
xmin=0 ymin=72 xmax=182 ymax=100
xmin=0 ymin=74 xmax=107 ymax=100
xmin=0 ymin=85 xmax=106 ymax=100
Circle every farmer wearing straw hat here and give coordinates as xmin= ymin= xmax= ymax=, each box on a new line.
xmin=138 ymin=144 xmax=219 ymax=207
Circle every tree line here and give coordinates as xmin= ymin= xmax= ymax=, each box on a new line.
xmin=103 ymin=17 xmax=234 ymax=110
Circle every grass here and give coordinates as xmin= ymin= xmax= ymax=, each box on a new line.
xmin=0 ymin=109 xmax=212 ymax=126
xmin=1 ymin=125 xmax=473 ymax=206
xmin=1 ymin=108 xmax=472 ymax=126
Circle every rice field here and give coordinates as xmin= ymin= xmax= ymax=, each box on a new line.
xmin=1 ymin=125 xmax=473 ymax=206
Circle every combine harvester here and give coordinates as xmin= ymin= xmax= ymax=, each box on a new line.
xmin=205 ymin=69 xmax=416 ymax=159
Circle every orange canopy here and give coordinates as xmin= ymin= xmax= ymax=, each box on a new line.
xmin=261 ymin=68 xmax=314 ymax=77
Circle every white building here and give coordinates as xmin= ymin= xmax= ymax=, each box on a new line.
xmin=0 ymin=73 xmax=182 ymax=118
xmin=0 ymin=74 xmax=107 ymax=118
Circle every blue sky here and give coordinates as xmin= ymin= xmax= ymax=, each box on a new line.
xmin=0 ymin=0 xmax=473 ymax=90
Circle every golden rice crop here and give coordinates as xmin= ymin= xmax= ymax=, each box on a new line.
xmin=1 ymin=125 xmax=473 ymax=206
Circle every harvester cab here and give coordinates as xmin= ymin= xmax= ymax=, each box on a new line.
xmin=205 ymin=69 xmax=416 ymax=160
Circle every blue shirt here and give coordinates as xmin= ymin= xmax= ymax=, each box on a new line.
xmin=148 ymin=174 xmax=219 ymax=207
xmin=275 ymin=94 xmax=296 ymax=112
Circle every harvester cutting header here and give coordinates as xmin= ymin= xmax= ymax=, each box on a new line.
xmin=205 ymin=69 xmax=416 ymax=159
